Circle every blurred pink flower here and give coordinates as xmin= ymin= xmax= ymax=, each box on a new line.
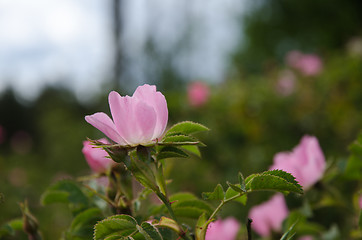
xmin=82 ymin=138 xmax=115 ymax=173
xmin=286 ymin=50 xmax=303 ymax=68
xmin=299 ymin=236 xmax=313 ymax=240
xmin=286 ymin=51 xmax=323 ymax=76
xmin=270 ymin=135 xmax=326 ymax=189
xmin=205 ymin=217 xmax=240 ymax=240
xmin=275 ymin=70 xmax=296 ymax=96
xmin=188 ymin=81 xmax=210 ymax=107
xmin=359 ymin=195 xmax=362 ymax=209
xmin=85 ymin=84 xmax=168 ymax=146
xmin=249 ymin=194 xmax=289 ymax=237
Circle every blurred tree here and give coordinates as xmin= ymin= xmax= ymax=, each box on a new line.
xmin=233 ymin=0 xmax=362 ymax=73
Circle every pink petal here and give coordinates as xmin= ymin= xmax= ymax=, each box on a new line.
xmin=133 ymin=84 xmax=168 ymax=140
xmin=299 ymin=135 xmax=326 ymax=188
xmin=205 ymin=218 xmax=240 ymax=240
xmin=109 ymin=91 xmax=136 ymax=145
xmin=82 ymin=138 xmax=114 ymax=173
xmin=110 ymin=92 xmax=157 ymax=145
xmin=267 ymin=194 xmax=289 ymax=232
xmin=249 ymin=194 xmax=288 ymax=237
xmin=249 ymin=204 xmax=270 ymax=237
xmin=85 ymin=112 xmax=125 ymax=144
xmin=133 ymin=101 xmax=157 ymax=144
xmin=270 ymin=152 xmax=304 ymax=186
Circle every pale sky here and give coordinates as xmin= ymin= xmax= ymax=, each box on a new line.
xmin=0 ymin=0 xmax=246 ymax=102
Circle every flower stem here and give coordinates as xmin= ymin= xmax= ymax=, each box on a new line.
xmin=82 ymin=184 xmax=116 ymax=207
xmin=208 ymin=192 xmax=247 ymax=221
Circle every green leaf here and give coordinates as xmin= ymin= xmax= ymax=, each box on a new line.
xmin=161 ymin=135 xmax=203 ymax=146
xmin=41 ymin=180 xmax=89 ymax=214
xmin=172 ymin=199 xmax=213 ymax=219
xmin=225 ymin=187 xmax=247 ymax=205
xmin=157 ymin=217 xmax=181 ymax=234
xmin=359 ymin=210 xmax=362 ymax=230
xmin=41 ymin=190 xmax=70 ymax=205
xmin=264 ymin=170 xmax=301 ymax=186
xmin=157 ymin=146 xmax=189 ymax=160
xmin=202 ymin=184 xmax=225 ymax=200
xmin=227 ymin=181 xmax=245 ymax=193
xmin=245 ymin=170 xmax=303 ymax=194
xmin=152 ymin=193 xmax=212 ymax=219
xmin=181 ymin=145 xmax=201 ymax=157
xmin=66 ymin=208 xmax=103 ymax=239
xmin=169 ymin=192 xmax=198 ymax=202
xmin=165 ymin=121 xmax=209 ymax=137
xmin=94 ymin=215 xmax=138 ymax=240
xmin=345 ymin=133 xmax=362 ymax=179
xmin=238 ymin=172 xmax=246 ymax=192
xmin=0 ymin=218 xmax=23 ymax=237
xmin=137 ymin=222 xmax=163 ymax=240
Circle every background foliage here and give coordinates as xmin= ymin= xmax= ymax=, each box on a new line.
xmin=1 ymin=0 xmax=362 ymax=239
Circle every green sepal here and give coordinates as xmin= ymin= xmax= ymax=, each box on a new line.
xmin=202 ymin=184 xmax=225 ymax=200
xmin=88 ymin=138 xmax=131 ymax=163
xmin=128 ymin=151 xmax=159 ymax=192
xmin=165 ymin=121 xmax=209 ymax=137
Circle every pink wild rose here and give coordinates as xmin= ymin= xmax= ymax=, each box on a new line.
xmin=85 ymin=84 xmax=168 ymax=146
xmin=187 ymin=81 xmax=210 ymax=107
xmin=270 ymin=135 xmax=326 ymax=189
xmin=205 ymin=217 xmax=240 ymax=240
xmin=286 ymin=51 xmax=323 ymax=76
xmin=82 ymin=138 xmax=115 ymax=173
xmin=296 ymin=54 xmax=323 ymax=76
xmin=249 ymin=194 xmax=289 ymax=237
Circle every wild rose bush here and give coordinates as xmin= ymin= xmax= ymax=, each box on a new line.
xmin=0 ymin=80 xmax=361 ymax=239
